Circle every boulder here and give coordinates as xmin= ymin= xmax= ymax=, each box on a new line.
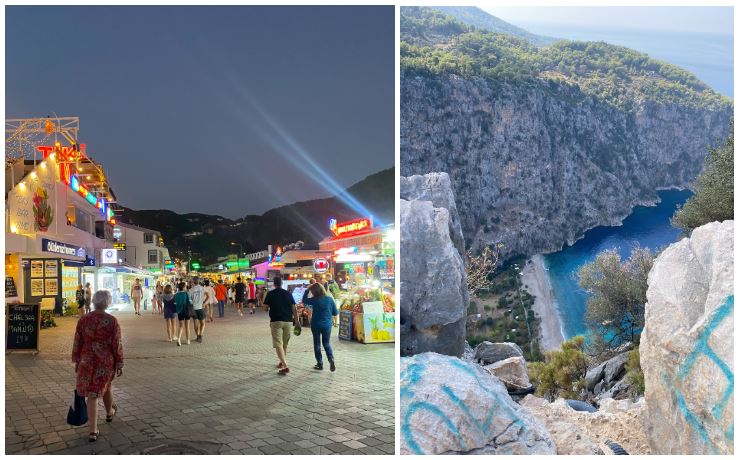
xmin=641 ymin=220 xmax=733 ymax=454
xmin=401 ymin=352 xmax=555 ymax=455
xmin=475 ymin=341 xmax=523 ymax=365
xmin=484 ymin=356 xmax=532 ymax=391
xmin=401 ymin=173 xmax=465 ymax=256
xmin=595 ymin=378 xmax=631 ymax=403
xmin=462 ymin=340 xmax=476 ymax=362
xmin=584 ymin=351 xmax=630 ymax=394
xmin=400 ymin=197 xmax=468 ymax=357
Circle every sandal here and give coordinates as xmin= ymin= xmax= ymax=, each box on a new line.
xmin=89 ymin=430 xmax=99 ymax=442
xmin=106 ymin=404 xmax=118 ymax=422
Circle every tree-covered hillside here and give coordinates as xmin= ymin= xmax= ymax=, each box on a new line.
xmin=401 ymin=7 xmax=731 ymax=110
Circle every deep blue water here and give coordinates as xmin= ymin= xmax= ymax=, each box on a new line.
xmin=544 ymin=189 xmax=692 ymax=339
xmin=516 ymin=23 xmax=734 ymax=98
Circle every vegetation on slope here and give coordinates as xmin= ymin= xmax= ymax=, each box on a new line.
xmin=401 ymin=7 xmax=731 ymax=110
xmin=672 ymin=125 xmax=734 ymax=233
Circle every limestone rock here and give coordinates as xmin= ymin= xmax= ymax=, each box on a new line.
xmin=400 ymin=197 xmax=468 ymax=357
xmin=641 ymin=220 xmax=734 ymax=454
xmin=401 ymin=352 xmax=555 ymax=455
xmin=474 ymin=341 xmax=523 ymax=365
xmin=484 ymin=356 xmax=532 ymax=392
xmin=401 ymin=73 xmax=732 ymax=260
xmin=400 ymin=173 xmax=465 ymax=256
xmin=584 ymin=351 xmax=630 ymax=396
xmin=521 ymin=395 xmax=651 ymax=455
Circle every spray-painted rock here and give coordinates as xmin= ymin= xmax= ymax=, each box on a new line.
xmin=641 ymin=220 xmax=733 ymax=454
xmin=400 ymin=352 xmax=555 ymax=454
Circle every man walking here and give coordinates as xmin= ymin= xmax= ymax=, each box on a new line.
xmin=234 ymin=277 xmax=246 ymax=316
xmin=263 ymin=276 xmax=296 ymax=375
xmin=189 ymin=277 xmax=208 ymax=342
xmin=247 ymin=278 xmax=257 ymax=314
xmin=215 ymin=279 xmax=227 ymax=318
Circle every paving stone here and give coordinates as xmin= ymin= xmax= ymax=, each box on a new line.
xmin=5 ymin=312 xmax=393 ymax=454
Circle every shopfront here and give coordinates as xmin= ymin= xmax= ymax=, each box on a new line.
xmin=319 ymin=217 xmax=396 ymax=344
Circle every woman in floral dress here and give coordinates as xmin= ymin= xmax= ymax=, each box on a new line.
xmin=72 ymin=290 xmax=125 ymax=442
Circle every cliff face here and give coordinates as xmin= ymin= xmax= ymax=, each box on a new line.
xmin=401 ymin=74 xmax=732 ymax=257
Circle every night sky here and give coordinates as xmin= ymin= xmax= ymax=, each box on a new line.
xmin=6 ymin=6 xmax=395 ymax=218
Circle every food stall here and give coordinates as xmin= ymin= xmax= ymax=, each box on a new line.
xmin=319 ymin=217 xmax=396 ymax=344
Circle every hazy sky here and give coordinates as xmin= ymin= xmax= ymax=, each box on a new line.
xmin=483 ymin=6 xmax=733 ymax=35
xmin=6 ymin=6 xmax=395 ymax=218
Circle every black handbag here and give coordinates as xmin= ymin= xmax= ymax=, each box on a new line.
xmin=66 ymin=390 xmax=88 ymax=426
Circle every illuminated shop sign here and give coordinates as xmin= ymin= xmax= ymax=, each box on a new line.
xmin=41 ymin=142 xmax=116 ymax=226
xmin=42 ymin=238 xmax=85 ymax=258
xmin=329 ymin=217 xmax=372 ymax=238
xmin=313 ymin=258 xmax=330 ymax=273
xmin=113 ymin=243 xmax=126 ymax=250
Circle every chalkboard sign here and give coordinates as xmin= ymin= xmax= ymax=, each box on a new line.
xmin=5 ymin=276 xmax=18 ymax=298
xmin=338 ymin=310 xmax=353 ymax=341
xmin=6 ymin=303 xmax=41 ymax=352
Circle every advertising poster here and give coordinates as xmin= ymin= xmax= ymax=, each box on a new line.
xmin=30 ymin=279 xmax=44 ymax=296
xmin=30 ymin=260 xmax=44 ymax=278
xmin=362 ymin=301 xmax=395 ymax=343
xmin=44 ymin=278 xmax=59 ymax=296
xmin=44 ymin=259 xmax=58 ymax=277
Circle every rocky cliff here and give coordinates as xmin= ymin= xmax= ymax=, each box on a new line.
xmin=641 ymin=220 xmax=733 ymax=454
xmin=400 ymin=7 xmax=733 ymax=258
xmin=400 ymin=173 xmax=468 ymax=357
xmin=401 ymin=74 xmax=731 ymax=257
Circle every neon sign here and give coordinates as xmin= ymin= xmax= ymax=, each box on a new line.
xmin=42 ymin=143 xmax=115 ymax=225
xmin=330 ymin=217 xmax=372 ymax=238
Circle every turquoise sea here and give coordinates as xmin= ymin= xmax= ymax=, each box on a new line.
xmin=544 ymin=189 xmax=692 ymax=339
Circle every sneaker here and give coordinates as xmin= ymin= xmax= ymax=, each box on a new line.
xmin=329 ymin=361 xmax=336 ymax=372
xmin=186 ymin=339 xmax=191 ymax=345
xmin=277 ymin=362 xmax=284 ymax=369
xmin=173 ymin=336 xmax=178 ymax=341
xmin=196 ymin=336 xmax=202 ymax=343
xmin=278 ymin=367 xmax=290 ymax=375
xmin=177 ymin=338 xmax=181 ymax=347
xmin=313 ymin=363 xmax=323 ymax=370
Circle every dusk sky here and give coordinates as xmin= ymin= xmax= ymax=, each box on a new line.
xmin=6 ymin=6 xmax=395 ymax=218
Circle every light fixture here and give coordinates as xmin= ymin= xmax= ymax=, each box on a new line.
xmin=39 ymin=162 xmax=46 ymax=169
xmin=18 ymin=182 xmax=25 ymax=190
xmin=30 ymin=171 xmax=37 ymax=179
xmin=10 ymin=224 xmax=18 ymax=233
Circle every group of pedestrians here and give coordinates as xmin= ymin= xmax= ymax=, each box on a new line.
xmin=263 ymin=274 xmax=339 ymax=375
xmin=69 ymin=273 xmax=341 ymax=442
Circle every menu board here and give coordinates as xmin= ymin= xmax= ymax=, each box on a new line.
xmin=338 ymin=310 xmax=353 ymax=341
xmin=6 ymin=303 xmax=40 ymax=352
xmin=44 ymin=279 xmax=59 ymax=296
xmin=44 ymin=260 xmax=58 ymax=277
xmin=5 ymin=276 xmax=18 ymax=298
xmin=30 ymin=279 xmax=45 ymax=296
xmin=30 ymin=260 xmax=44 ymax=278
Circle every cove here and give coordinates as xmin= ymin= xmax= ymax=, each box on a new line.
xmin=543 ymin=189 xmax=693 ymax=339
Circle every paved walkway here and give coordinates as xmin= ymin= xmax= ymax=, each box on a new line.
xmin=5 ymin=306 xmax=395 ymax=455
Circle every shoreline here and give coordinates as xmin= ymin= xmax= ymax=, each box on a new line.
xmin=521 ymin=254 xmax=565 ymax=351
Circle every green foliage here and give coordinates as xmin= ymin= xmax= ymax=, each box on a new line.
xmin=467 ymin=335 xmax=488 ymax=347
xmin=483 ymin=304 xmax=492 ymax=312
xmin=400 ymin=7 xmax=731 ymax=111
xmin=40 ymin=310 xmax=56 ymax=329
xmin=577 ymin=247 xmax=653 ymax=352
xmin=528 ymin=336 xmax=588 ymax=401
xmin=672 ymin=125 xmax=734 ymax=233
xmin=468 ymin=300 xmax=478 ymax=315
xmin=625 ymin=347 xmax=645 ymax=396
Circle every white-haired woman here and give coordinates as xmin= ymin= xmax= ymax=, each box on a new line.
xmin=72 ymin=290 xmax=124 ymax=442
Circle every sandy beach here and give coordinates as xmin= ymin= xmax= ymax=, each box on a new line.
xmin=521 ymin=254 xmax=565 ymax=351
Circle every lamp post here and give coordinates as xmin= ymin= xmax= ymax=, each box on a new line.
xmin=230 ymin=242 xmax=244 ymax=258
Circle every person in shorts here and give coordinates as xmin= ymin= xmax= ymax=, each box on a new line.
xmin=234 ymin=277 xmax=246 ymax=316
xmin=263 ymin=276 xmax=295 ymax=374
xmin=189 ymin=277 xmax=208 ymax=342
xmin=174 ymin=282 xmax=192 ymax=346
xmin=247 ymin=278 xmax=257 ymax=314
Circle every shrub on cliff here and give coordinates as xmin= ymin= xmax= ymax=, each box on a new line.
xmin=625 ymin=347 xmax=645 ymax=397
xmin=577 ymin=247 xmax=653 ymax=353
xmin=528 ymin=335 xmax=588 ymax=401
xmin=672 ymin=124 xmax=734 ymax=233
